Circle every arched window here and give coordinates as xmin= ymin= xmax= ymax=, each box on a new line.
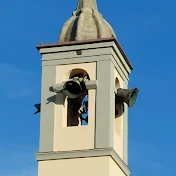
xmin=115 ymin=77 xmax=124 ymax=136
xmin=115 ymin=77 xmax=124 ymax=118
xmin=67 ymin=69 xmax=89 ymax=127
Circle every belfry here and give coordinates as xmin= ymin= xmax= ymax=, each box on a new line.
xmin=35 ymin=0 xmax=138 ymax=175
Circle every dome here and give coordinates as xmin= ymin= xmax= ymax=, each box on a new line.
xmin=59 ymin=0 xmax=116 ymax=42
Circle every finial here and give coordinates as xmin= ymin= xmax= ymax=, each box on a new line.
xmin=58 ymin=0 xmax=116 ymax=42
xmin=76 ymin=0 xmax=98 ymax=12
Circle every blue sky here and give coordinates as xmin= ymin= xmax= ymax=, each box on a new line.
xmin=0 ymin=0 xmax=175 ymax=175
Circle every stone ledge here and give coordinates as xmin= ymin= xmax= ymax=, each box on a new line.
xmin=35 ymin=148 xmax=131 ymax=175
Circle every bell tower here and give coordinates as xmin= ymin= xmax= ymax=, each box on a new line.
xmin=35 ymin=0 xmax=138 ymax=176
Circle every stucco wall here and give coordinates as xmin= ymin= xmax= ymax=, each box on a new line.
xmin=54 ymin=62 xmax=96 ymax=151
xmin=38 ymin=156 xmax=126 ymax=176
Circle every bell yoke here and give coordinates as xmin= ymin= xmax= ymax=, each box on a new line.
xmin=34 ymin=74 xmax=139 ymax=116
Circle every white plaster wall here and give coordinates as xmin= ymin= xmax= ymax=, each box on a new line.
xmin=53 ymin=62 xmax=96 ymax=151
xmin=38 ymin=156 xmax=110 ymax=176
xmin=113 ymin=68 xmax=126 ymax=160
xmin=38 ymin=156 xmax=127 ymax=176
xmin=109 ymin=157 xmax=127 ymax=176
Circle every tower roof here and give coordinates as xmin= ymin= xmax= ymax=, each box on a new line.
xmin=59 ymin=0 xmax=116 ymax=42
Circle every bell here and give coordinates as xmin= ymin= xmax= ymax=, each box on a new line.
xmin=115 ymin=102 xmax=124 ymax=116
xmin=115 ymin=88 xmax=139 ymax=107
xmin=63 ymin=77 xmax=83 ymax=99
xmin=34 ymin=103 xmax=41 ymax=114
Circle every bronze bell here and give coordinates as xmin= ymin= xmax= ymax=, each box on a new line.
xmin=115 ymin=88 xmax=139 ymax=107
xmin=34 ymin=103 xmax=41 ymax=114
xmin=63 ymin=77 xmax=86 ymax=99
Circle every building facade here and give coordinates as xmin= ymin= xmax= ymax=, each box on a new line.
xmin=35 ymin=1 xmax=136 ymax=176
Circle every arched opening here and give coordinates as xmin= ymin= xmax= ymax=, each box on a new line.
xmin=115 ymin=78 xmax=124 ymax=118
xmin=115 ymin=77 xmax=124 ymax=136
xmin=67 ymin=69 xmax=89 ymax=127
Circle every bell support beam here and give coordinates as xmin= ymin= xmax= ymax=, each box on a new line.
xmin=50 ymin=82 xmax=65 ymax=93
xmin=50 ymin=80 xmax=98 ymax=93
xmin=85 ymin=80 xmax=98 ymax=89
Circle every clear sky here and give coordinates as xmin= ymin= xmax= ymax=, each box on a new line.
xmin=0 ymin=0 xmax=175 ymax=175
